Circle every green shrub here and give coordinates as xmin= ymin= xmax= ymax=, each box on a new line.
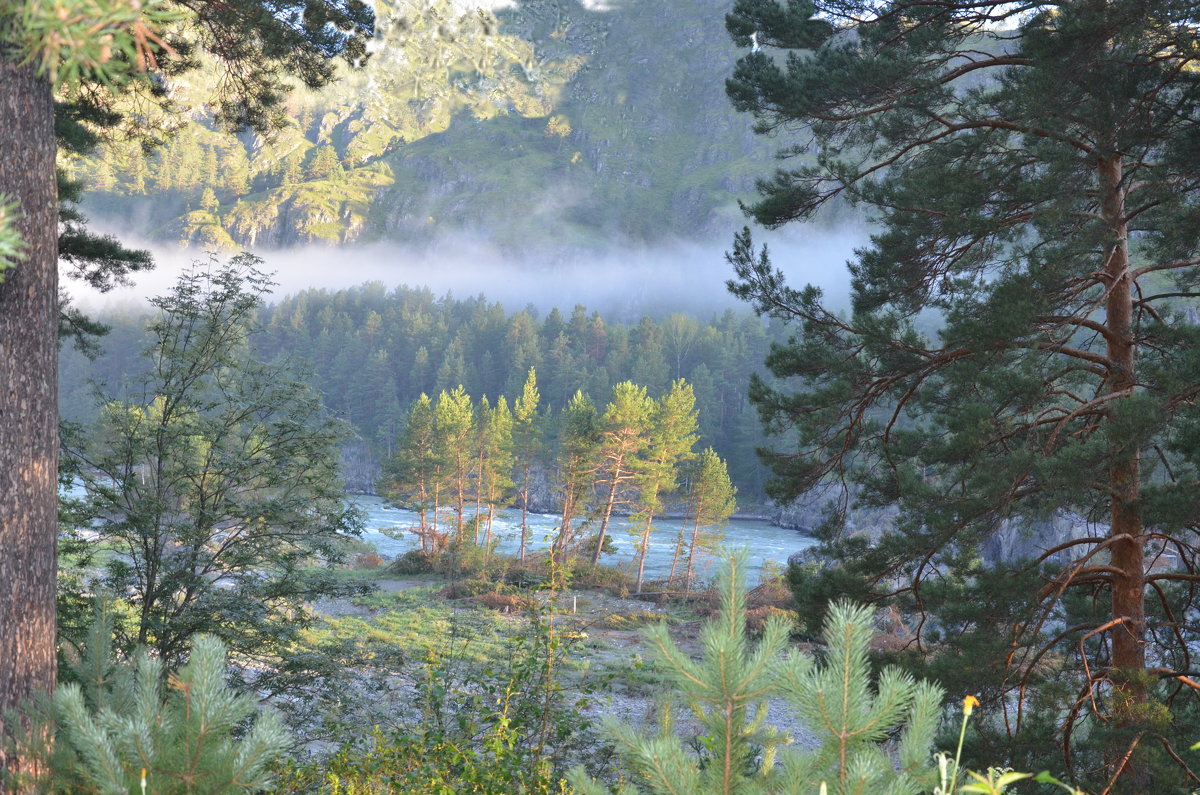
xmin=351 ymin=552 xmax=384 ymax=569
xmin=472 ymin=592 xmax=534 ymax=612
xmin=505 ymin=563 xmax=551 ymax=589
xmin=569 ymin=552 xmax=943 ymax=795
xmin=570 ymin=562 xmax=634 ymax=596
xmin=5 ymin=606 xmax=289 ymax=794
xmin=388 ymin=548 xmax=439 ymax=575
xmin=744 ymin=605 xmax=798 ymax=634
xmin=390 ymin=544 xmax=521 ymax=582
xmin=280 ymin=581 xmax=608 ymax=793
xmin=276 ymin=726 xmax=570 ymax=794
xmin=439 ymin=578 xmax=509 ymax=599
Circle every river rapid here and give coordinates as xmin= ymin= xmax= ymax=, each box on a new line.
xmin=353 ymin=495 xmax=817 ymax=582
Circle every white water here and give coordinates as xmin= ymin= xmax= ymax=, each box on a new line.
xmin=353 ymin=495 xmax=817 ymax=582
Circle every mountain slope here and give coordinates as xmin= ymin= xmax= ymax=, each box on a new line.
xmin=67 ymin=0 xmax=778 ymax=251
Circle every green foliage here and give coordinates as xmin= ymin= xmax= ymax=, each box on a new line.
xmin=63 ymin=256 xmax=365 ymax=672
xmin=568 ymin=561 xmax=635 ymax=597
xmin=556 ymin=390 xmax=601 ymax=561
xmin=280 ymin=569 xmax=606 ymax=793
xmin=477 ymin=395 xmax=516 ymax=546
xmin=198 ymin=186 xmax=219 ymax=212
xmin=514 ymin=366 xmax=544 ymax=560
xmin=57 ymin=167 xmax=156 ymax=353
xmin=591 ymin=381 xmax=655 ymax=564
xmin=569 ymin=553 xmax=942 ymax=795
xmin=7 ymin=606 xmax=289 ymax=793
xmin=70 ymin=0 xmax=779 ymax=248
xmin=277 ymin=725 xmax=571 ymax=794
xmin=672 ymin=448 xmax=737 ymax=592
xmin=11 ymin=0 xmax=182 ymax=89
xmin=724 ymin=0 xmax=1200 ymax=786
xmin=435 ymin=384 xmax=477 ymax=541
xmin=63 ymin=289 xmax=782 ymax=498
xmin=777 ymin=601 xmax=942 ymax=795
xmin=306 ymin=144 xmax=345 ymax=182
xmin=632 ymin=379 xmax=699 ymax=593
xmin=380 ymin=393 xmax=446 ymax=552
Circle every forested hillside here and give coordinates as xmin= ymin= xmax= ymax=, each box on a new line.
xmin=60 ymin=285 xmax=785 ymax=497
xmin=64 ymin=0 xmax=786 ymax=251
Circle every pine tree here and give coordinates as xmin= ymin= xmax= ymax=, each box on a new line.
xmin=222 ymin=144 xmax=251 ymax=197
xmin=473 ymin=394 xmax=494 ymax=542
xmin=435 ymin=385 xmax=476 ymax=544
xmin=480 ymin=396 xmax=515 ymax=549
xmin=513 ymin=367 xmax=543 ymax=562
xmin=202 ymin=144 xmax=219 ymax=188
xmin=555 ymin=391 xmax=600 ymax=564
xmin=175 ymin=135 xmax=203 ymax=193
xmin=676 ymin=448 xmax=736 ymax=594
xmin=199 ymin=186 xmax=219 ymax=213
xmin=503 ymin=315 xmax=543 ymax=396
xmin=44 ymin=608 xmax=290 ymax=794
xmin=280 ymin=150 xmax=305 ymax=186
xmin=632 ymin=379 xmax=698 ymax=594
xmin=151 ymin=139 xmax=177 ymax=192
xmin=591 ymin=382 xmax=655 ymax=565
xmin=568 ymin=554 xmax=942 ymax=795
xmin=124 ymin=147 xmax=147 ymax=195
xmin=381 ymin=394 xmax=446 ymax=553
xmin=1 ymin=0 xmax=371 ymax=742
xmin=305 ymin=143 xmax=345 ymax=181
xmin=725 ymin=0 xmax=1200 ymax=784
xmin=91 ymin=149 xmax=117 ymax=193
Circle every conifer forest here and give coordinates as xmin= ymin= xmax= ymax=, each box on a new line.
xmin=4 ymin=1 xmax=1200 ymax=793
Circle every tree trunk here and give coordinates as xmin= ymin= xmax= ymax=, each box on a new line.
xmin=519 ymin=479 xmax=529 ymax=562
xmin=634 ymin=513 xmax=656 ymax=595
xmin=557 ymin=481 xmax=578 ymax=566
xmin=519 ymin=463 xmax=532 ymax=562
xmin=666 ymin=526 xmax=686 ymax=589
xmin=0 ymin=54 xmax=58 ymax=777
xmin=591 ymin=467 xmax=623 ymax=566
xmin=1100 ymin=154 xmax=1147 ymax=789
xmin=417 ymin=479 xmax=429 ymax=553
xmin=432 ymin=480 xmax=440 ymax=537
xmin=454 ymin=458 xmax=466 ymax=544
xmin=685 ymin=517 xmax=703 ymax=595
xmin=474 ymin=448 xmax=484 ymax=545
xmin=1099 ymin=155 xmax=1145 ymax=679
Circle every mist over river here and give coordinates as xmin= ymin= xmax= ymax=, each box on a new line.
xmin=353 ymin=495 xmax=817 ymax=582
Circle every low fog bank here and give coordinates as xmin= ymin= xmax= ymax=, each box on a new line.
xmin=67 ymin=223 xmax=866 ymax=320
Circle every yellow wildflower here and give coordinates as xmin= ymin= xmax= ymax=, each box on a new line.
xmin=963 ymin=694 xmax=980 ymax=717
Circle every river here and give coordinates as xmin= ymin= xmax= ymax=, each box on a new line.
xmin=352 ymin=495 xmax=817 ymax=582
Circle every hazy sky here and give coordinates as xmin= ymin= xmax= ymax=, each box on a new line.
xmin=67 ymin=222 xmax=866 ymax=319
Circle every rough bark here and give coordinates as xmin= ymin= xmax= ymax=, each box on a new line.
xmin=1099 ymin=153 xmax=1149 ymax=791
xmin=0 ymin=52 xmax=58 ymax=776
xmin=1099 ymin=155 xmax=1146 ymax=688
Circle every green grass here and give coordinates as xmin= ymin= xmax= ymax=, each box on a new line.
xmin=350 ymin=582 xmax=442 ymax=610
xmin=306 ymin=601 xmax=514 ymax=665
